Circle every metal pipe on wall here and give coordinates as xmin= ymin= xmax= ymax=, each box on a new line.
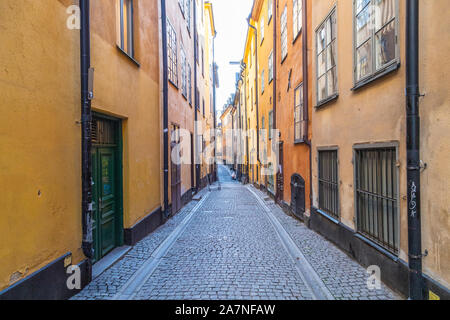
xmin=161 ymin=0 xmax=169 ymax=218
xmin=80 ymin=0 xmax=93 ymax=263
xmin=405 ymin=0 xmax=424 ymax=300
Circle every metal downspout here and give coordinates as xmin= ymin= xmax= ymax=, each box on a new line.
xmin=80 ymin=0 xmax=93 ymax=265
xmin=406 ymin=0 xmax=424 ymax=300
xmin=161 ymin=0 xmax=169 ymax=218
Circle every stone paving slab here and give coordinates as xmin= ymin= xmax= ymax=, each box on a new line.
xmin=249 ymin=186 xmax=403 ymax=300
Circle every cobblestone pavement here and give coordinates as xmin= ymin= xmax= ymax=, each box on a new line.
xmin=73 ymin=165 xmax=401 ymax=300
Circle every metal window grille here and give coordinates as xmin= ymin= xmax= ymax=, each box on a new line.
xmin=318 ymin=150 xmax=339 ymax=218
xmin=355 ymin=147 xmax=398 ymax=254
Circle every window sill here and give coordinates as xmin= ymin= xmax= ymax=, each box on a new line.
xmin=292 ymin=30 xmax=302 ymax=45
xmin=294 ymin=139 xmax=307 ymax=145
xmin=316 ymin=209 xmax=340 ymax=225
xmin=168 ymin=79 xmax=178 ymax=89
xmin=116 ymin=45 xmax=140 ymax=68
xmin=352 ymin=62 xmax=400 ymax=91
xmin=268 ymin=16 xmax=272 ymax=26
xmin=281 ymin=54 xmax=288 ymax=64
xmin=314 ymin=93 xmax=339 ymax=109
xmin=354 ymin=233 xmax=399 ymax=262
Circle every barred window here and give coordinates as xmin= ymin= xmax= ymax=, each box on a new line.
xmin=354 ymin=0 xmax=398 ymax=83
xmin=318 ymin=150 xmax=339 ymax=219
xmin=167 ymin=19 xmax=178 ymax=86
xmin=268 ymin=51 xmax=273 ymax=83
xmin=280 ymin=6 xmax=288 ymax=61
xmin=294 ymin=84 xmax=306 ymax=142
xmin=293 ymin=0 xmax=303 ymax=40
xmin=355 ymin=146 xmax=398 ymax=254
xmin=181 ymin=47 xmax=187 ymax=97
xmin=116 ymin=0 xmax=134 ymax=57
xmin=316 ymin=8 xmax=337 ymax=104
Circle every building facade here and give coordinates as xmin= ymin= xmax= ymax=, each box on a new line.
xmin=0 ymin=0 xmax=161 ymax=299
xmin=310 ymin=0 xmax=449 ymax=299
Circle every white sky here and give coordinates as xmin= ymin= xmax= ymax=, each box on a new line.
xmin=210 ymin=0 xmax=253 ymax=118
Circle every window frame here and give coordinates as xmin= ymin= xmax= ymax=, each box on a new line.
xmin=261 ymin=70 xmax=265 ymax=94
xmin=117 ymin=0 xmax=135 ymax=59
xmin=268 ymin=0 xmax=273 ymax=24
xmin=293 ymin=0 xmax=303 ymax=42
xmin=180 ymin=46 xmax=187 ymax=98
xmin=315 ymin=6 xmax=338 ymax=108
xmin=353 ymin=142 xmax=400 ymax=256
xmin=268 ymin=51 xmax=274 ymax=83
xmin=185 ymin=0 xmax=191 ymax=32
xmin=352 ymin=0 xmax=400 ymax=88
xmin=268 ymin=110 xmax=273 ymax=140
xmin=167 ymin=18 xmax=178 ymax=87
xmin=294 ymin=83 xmax=307 ymax=143
xmin=260 ymin=17 xmax=265 ymax=44
xmin=280 ymin=5 xmax=288 ymax=62
xmin=317 ymin=147 xmax=340 ymax=220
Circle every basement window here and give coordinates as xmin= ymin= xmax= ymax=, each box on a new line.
xmin=318 ymin=149 xmax=339 ymax=219
xmin=354 ymin=144 xmax=399 ymax=255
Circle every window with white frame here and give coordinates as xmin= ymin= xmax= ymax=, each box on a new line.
xmin=181 ymin=47 xmax=187 ymax=97
xmin=280 ymin=6 xmax=288 ymax=61
xmin=268 ymin=110 xmax=273 ymax=140
xmin=268 ymin=0 xmax=273 ymax=23
xmin=188 ymin=64 xmax=192 ymax=104
xmin=116 ymin=0 xmax=134 ymax=57
xmin=185 ymin=0 xmax=191 ymax=31
xmin=260 ymin=17 xmax=265 ymax=43
xmin=268 ymin=51 xmax=273 ymax=83
xmin=316 ymin=8 xmax=337 ymax=104
xmin=294 ymin=83 xmax=307 ymax=142
xmin=261 ymin=70 xmax=265 ymax=94
xmin=178 ymin=0 xmax=185 ymax=15
xmin=167 ymin=19 xmax=178 ymax=86
xmin=293 ymin=0 xmax=303 ymax=40
xmin=354 ymin=0 xmax=398 ymax=83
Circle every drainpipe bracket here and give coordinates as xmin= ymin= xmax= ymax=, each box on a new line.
xmin=409 ymin=250 xmax=428 ymax=260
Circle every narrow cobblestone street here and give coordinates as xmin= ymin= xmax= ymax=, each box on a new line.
xmin=73 ymin=165 xmax=400 ymax=300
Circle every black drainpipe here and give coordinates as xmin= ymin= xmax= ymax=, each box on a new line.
xmin=161 ymin=0 xmax=169 ymax=218
xmin=194 ymin=0 xmax=200 ymax=192
xmin=273 ymin=0 xmax=278 ymax=200
xmin=302 ymin=0 xmax=313 ymax=208
xmin=212 ymin=34 xmax=217 ymax=181
xmin=247 ymin=18 xmax=260 ymax=173
xmin=406 ymin=0 xmax=424 ymax=300
xmin=80 ymin=0 xmax=93 ymax=265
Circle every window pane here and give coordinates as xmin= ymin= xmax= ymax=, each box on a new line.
xmin=330 ymin=11 xmax=337 ymax=41
xmin=327 ymin=67 xmax=337 ymax=96
xmin=318 ymin=51 xmax=326 ymax=77
xmin=295 ymin=88 xmax=300 ymax=107
xmin=375 ymin=20 xmax=396 ymax=69
xmin=318 ymin=75 xmax=327 ymax=102
xmin=295 ymin=123 xmax=301 ymax=141
xmin=317 ymin=25 xmax=326 ymax=53
xmin=356 ymin=0 xmax=370 ymax=14
xmin=356 ymin=6 xmax=372 ymax=47
xmin=356 ymin=40 xmax=372 ymax=80
xmin=374 ymin=0 xmax=395 ymax=31
xmin=326 ymin=16 xmax=332 ymax=45
xmin=327 ymin=40 xmax=336 ymax=70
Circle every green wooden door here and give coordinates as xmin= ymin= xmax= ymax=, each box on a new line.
xmin=92 ymin=147 xmax=119 ymax=262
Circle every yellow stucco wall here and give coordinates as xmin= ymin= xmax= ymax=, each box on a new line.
xmin=311 ymin=0 xmax=449 ymax=288
xmin=0 ymin=0 xmax=161 ymax=291
xmin=0 ymin=0 xmax=83 ymax=291
xmin=418 ymin=0 xmax=450 ymax=288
